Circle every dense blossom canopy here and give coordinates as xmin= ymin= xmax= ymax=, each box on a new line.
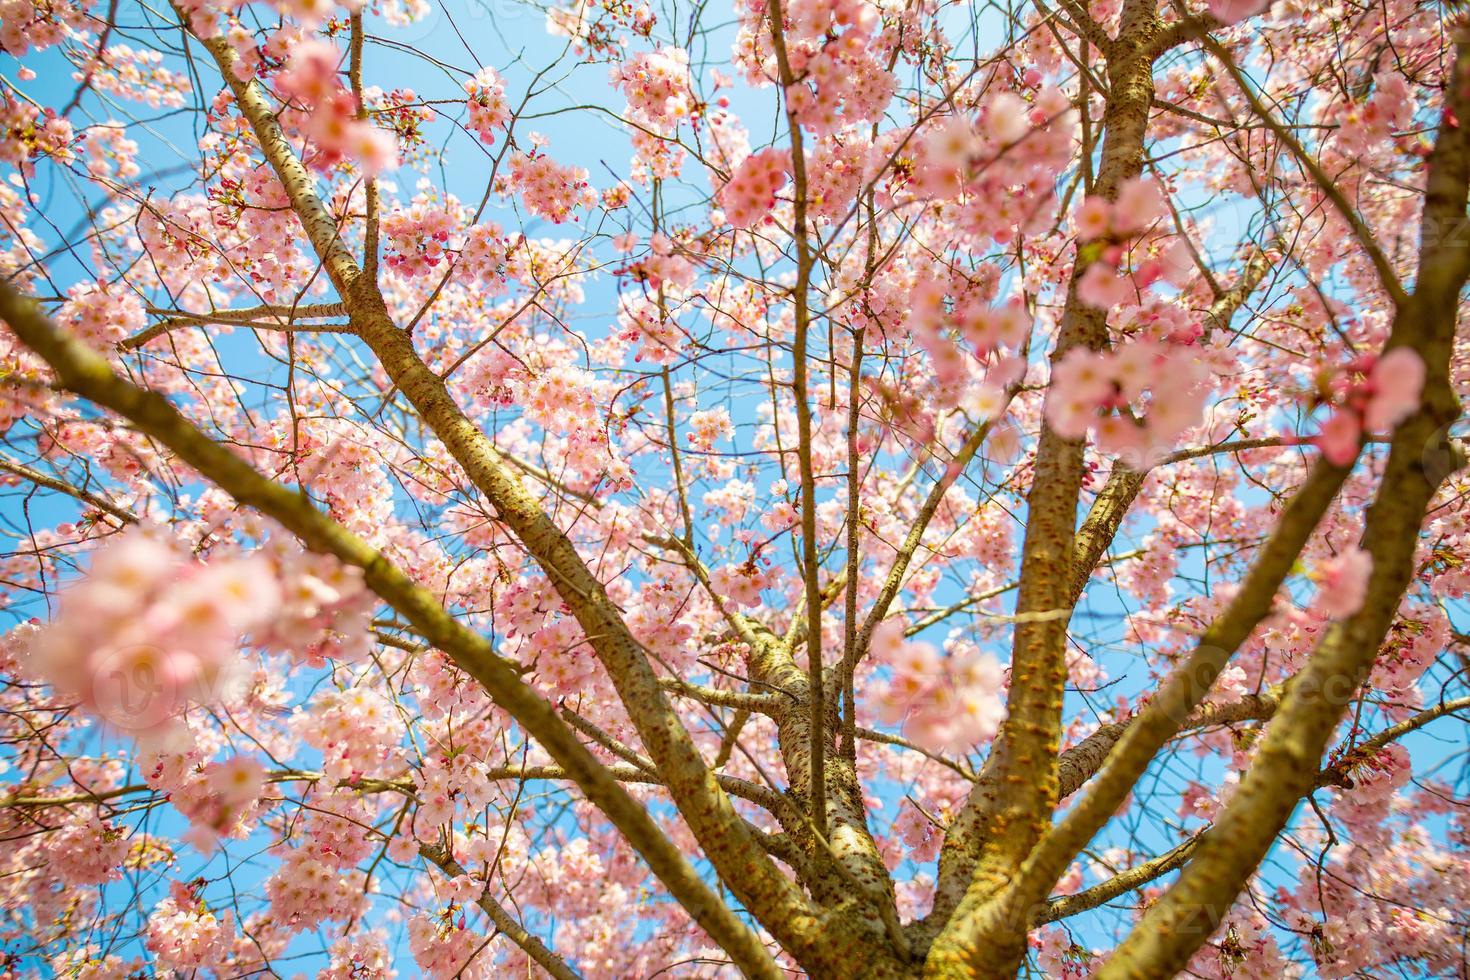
xmin=0 ymin=0 xmax=1468 ymax=973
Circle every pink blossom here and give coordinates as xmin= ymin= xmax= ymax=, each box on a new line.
xmin=983 ymin=92 xmax=1030 ymax=145
xmin=1207 ymin=0 xmax=1268 ymax=23
xmin=873 ymin=626 xmax=1005 ymax=752
xmin=958 ymin=297 xmax=1031 ymax=351
xmin=1316 ymin=408 xmax=1363 ymax=465
xmin=323 ymin=931 xmax=396 ymax=980
xmin=408 ymin=913 xmax=494 ymax=979
xmin=719 ymin=147 xmax=789 ymax=228
xmin=207 ymin=755 xmax=266 ymax=806
xmin=145 ymin=883 xmax=236 ymax=972
xmin=1312 ymin=545 xmax=1373 ymax=620
xmin=1044 ymin=341 xmax=1211 ymax=462
xmin=276 ymin=40 xmax=341 ymax=105
xmin=687 ymin=406 xmax=734 ymax=449
xmin=278 ymin=42 xmax=398 ymax=175
xmin=612 ymin=47 xmax=695 ymax=134
xmin=464 ymin=66 xmax=510 ymax=143
xmin=48 ymin=814 xmax=129 ymax=886
xmin=925 ymin=116 xmax=979 ymax=170
xmin=1075 ymin=197 xmax=1112 ymax=240
xmin=507 ymin=150 xmax=596 ymax=223
xmin=1363 ymin=347 xmax=1425 ymax=431
xmin=1111 ymin=178 xmax=1166 ymax=235
xmin=1076 ymin=262 xmax=1135 ymax=309
xmin=5 ymin=4 xmax=1468 ymax=974
xmin=25 ymin=530 xmax=292 ymax=735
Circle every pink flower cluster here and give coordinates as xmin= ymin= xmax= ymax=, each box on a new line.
xmin=704 ymin=105 xmax=753 ymax=182
xmin=27 ymin=529 xmax=282 ymax=734
xmin=145 ymin=882 xmax=237 ymax=973
xmin=702 ymin=478 xmax=756 ymax=523
xmin=1330 ymin=742 xmax=1411 ymax=827
xmin=893 ymin=800 xmax=943 ymax=864
xmin=911 ymin=86 xmax=1067 ymax=190
xmin=907 ymin=277 xmax=1032 ymax=394
xmin=1370 ymin=607 xmax=1446 ymax=698
xmin=515 ymin=362 xmax=618 ymax=478
xmin=1035 ymin=925 xmax=1095 ymax=979
xmin=625 ymin=579 xmax=697 ymax=660
xmin=901 ymin=85 xmax=1075 ymax=242
xmin=923 ymin=95 xmax=1032 ymax=172
xmin=686 ymin=406 xmax=734 ymax=450
xmin=465 ymin=66 xmax=510 ymax=143
xmin=0 ymin=0 xmax=88 ymax=53
xmin=47 ymin=814 xmax=130 ymax=886
xmin=215 ymin=751 xmax=267 ymax=798
xmin=1045 ymin=340 xmax=1212 ymax=465
xmin=870 ymin=621 xmax=1005 ymax=752
xmin=1335 ymin=72 xmax=1413 ymax=151
xmin=958 ymin=296 xmax=1031 ymax=352
xmin=507 ymin=150 xmax=596 ymax=223
xmin=735 ymin=0 xmax=893 ymax=135
xmin=612 ymin=47 xmax=695 ymax=133
xmin=719 ymin=147 xmax=789 ymax=228
xmin=784 ymin=0 xmax=878 ymax=44
xmin=1313 ymin=348 xmax=1425 ymax=465
xmin=295 ymin=686 xmax=401 ymax=780
xmin=259 ymin=788 xmax=377 ymax=932
xmin=615 ymin=232 xmax=696 ymax=292
xmin=73 ymin=43 xmax=189 ymax=109
xmin=458 ymin=222 xmax=510 ymax=287
xmin=49 ymin=946 xmax=142 ymax=979
xmin=409 ymin=912 xmax=495 ymax=979
xmin=323 ymin=931 xmax=396 ymax=980
xmin=35 ymin=418 xmax=156 ymax=483
xmin=1069 ymin=180 xmax=1188 ymax=309
xmin=630 ymin=123 xmax=689 ymax=180
xmin=410 ymin=758 xmax=464 ymax=830
xmin=497 ymin=579 xmax=552 ymax=636
xmin=58 ymin=280 xmax=145 ymax=350
xmin=135 ymin=195 xmax=213 ymax=277
xmin=523 ymin=835 xmax=629 ymax=918
xmin=807 ymin=135 xmax=867 ymax=220
xmin=1073 ymin=179 xmax=1168 ymax=241
xmin=0 ymin=90 xmax=75 ymax=174
xmin=710 ymin=561 xmax=776 ymax=607
xmin=382 ymin=197 xmax=458 ymax=276
xmin=280 ymin=788 xmax=379 ymax=876
xmin=83 ymin=122 xmax=141 ymax=180
xmin=276 ymin=40 xmax=397 ymax=175
xmin=269 ymin=545 xmax=374 ymax=666
xmin=617 ymin=293 xmax=686 ymax=363
xmin=160 ymin=754 xmax=269 ymax=847
xmin=523 ymin=616 xmax=603 ymax=696
xmin=263 ymin=849 xmax=369 ymax=933
xmin=173 ymin=0 xmax=227 ymax=37
xmin=786 ymin=41 xmax=896 ymax=136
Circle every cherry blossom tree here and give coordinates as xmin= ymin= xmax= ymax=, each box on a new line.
xmin=1 ymin=0 xmax=1469 ymax=972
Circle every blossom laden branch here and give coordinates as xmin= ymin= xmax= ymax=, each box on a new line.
xmin=0 ymin=280 xmax=785 ymax=980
